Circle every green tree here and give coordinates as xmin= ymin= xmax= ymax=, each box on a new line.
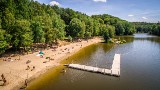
xmin=85 ymin=31 xmax=92 ymax=39
xmin=158 ymin=25 xmax=160 ymax=36
xmin=14 ymin=0 xmax=30 ymax=19
xmin=11 ymin=20 xmax=33 ymax=49
xmin=0 ymin=18 xmax=2 ymax=29
xmin=61 ymin=8 xmax=77 ymax=25
xmin=107 ymin=25 xmax=115 ymax=38
xmin=103 ymin=27 xmax=110 ymax=42
xmin=42 ymin=15 xmax=54 ymax=44
xmin=93 ymin=20 xmax=100 ymax=36
xmin=68 ymin=18 xmax=85 ymax=38
xmin=133 ymin=22 xmax=160 ymax=36
xmin=124 ymin=22 xmax=135 ymax=35
xmin=0 ymin=0 xmax=140 ymax=54
xmin=31 ymin=18 xmax=45 ymax=43
xmin=0 ymin=29 xmax=12 ymax=54
xmin=115 ymin=21 xmax=125 ymax=35
xmin=1 ymin=8 xmax=15 ymax=31
xmin=85 ymin=18 xmax=94 ymax=37
xmin=51 ymin=15 xmax=66 ymax=40
xmin=78 ymin=21 xmax=85 ymax=38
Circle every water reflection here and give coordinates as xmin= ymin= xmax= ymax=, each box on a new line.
xmin=114 ymin=36 xmax=134 ymax=43
xmin=62 ymin=44 xmax=99 ymax=65
xmin=27 ymin=33 xmax=160 ymax=90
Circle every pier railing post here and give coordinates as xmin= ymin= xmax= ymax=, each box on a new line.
xmin=111 ymin=70 xmax=112 ymax=75
xmin=118 ymin=71 xmax=119 ymax=76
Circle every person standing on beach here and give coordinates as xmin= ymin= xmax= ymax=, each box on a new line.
xmin=25 ymin=79 xmax=28 ymax=87
xmin=1 ymin=74 xmax=7 ymax=86
xmin=1 ymin=74 xmax=4 ymax=80
xmin=3 ymin=78 xmax=7 ymax=86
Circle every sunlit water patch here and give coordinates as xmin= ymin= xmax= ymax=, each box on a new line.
xmin=27 ymin=33 xmax=160 ymax=90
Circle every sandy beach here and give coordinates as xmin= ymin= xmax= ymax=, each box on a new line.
xmin=0 ymin=37 xmax=102 ymax=90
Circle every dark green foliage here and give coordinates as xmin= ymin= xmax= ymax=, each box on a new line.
xmin=107 ymin=25 xmax=115 ymax=38
xmin=61 ymin=8 xmax=77 ymax=25
xmin=85 ymin=32 xmax=92 ymax=39
xmin=133 ymin=22 xmax=160 ymax=36
xmin=0 ymin=0 xmax=137 ymax=55
xmin=124 ymin=22 xmax=135 ymax=35
xmin=0 ymin=29 xmax=12 ymax=54
xmin=93 ymin=20 xmax=100 ymax=36
xmin=152 ymin=25 xmax=160 ymax=36
xmin=85 ymin=18 xmax=94 ymax=38
xmin=14 ymin=0 xmax=30 ymax=19
xmin=103 ymin=27 xmax=110 ymax=42
xmin=31 ymin=17 xmax=45 ymax=43
xmin=67 ymin=18 xmax=85 ymax=38
xmin=115 ymin=22 xmax=125 ymax=35
xmin=51 ymin=15 xmax=66 ymax=40
xmin=11 ymin=20 xmax=33 ymax=49
xmin=68 ymin=35 xmax=73 ymax=42
xmin=92 ymin=14 xmax=135 ymax=35
xmin=1 ymin=8 xmax=15 ymax=31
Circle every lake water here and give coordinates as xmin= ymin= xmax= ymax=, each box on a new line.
xmin=26 ymin=33 xmax=160 ymax=90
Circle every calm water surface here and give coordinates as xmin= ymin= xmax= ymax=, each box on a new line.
xmin=27 ymin=33 xmax=160 ymax=90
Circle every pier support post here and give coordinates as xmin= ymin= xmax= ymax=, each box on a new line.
xmin=111 ymin=70 xmax=112 ymax=75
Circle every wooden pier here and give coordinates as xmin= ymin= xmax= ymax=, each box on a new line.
xmin=65 ymin=54 xmax=120 ymax=77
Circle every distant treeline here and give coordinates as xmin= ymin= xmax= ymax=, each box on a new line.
xmin=132 ymin=22 xmax=160 ymax=36
xmin=0 ymin=0 xmax=135 ymax=54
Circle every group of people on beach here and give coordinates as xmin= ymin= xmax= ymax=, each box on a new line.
xmin=3 ymin=57 xmax=13 ymax=62
xmin=26 ymin=65 xmax=35 ymax=71
xmin=0 ymin=74 xmax=7 ymax=86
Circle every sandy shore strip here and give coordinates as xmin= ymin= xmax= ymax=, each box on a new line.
xmin=0 ymin=37 xmax=102 ymax=90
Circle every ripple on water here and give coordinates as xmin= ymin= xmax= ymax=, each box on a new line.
xmin=27 ymin=34 xmax=160 ymax=90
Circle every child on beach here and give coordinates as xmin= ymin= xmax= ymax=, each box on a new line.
xmin=0 ymin=74 xmax=7 ymax=86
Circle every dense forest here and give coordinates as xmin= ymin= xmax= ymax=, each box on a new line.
xmin=132 ymin=22 xmax=160 ymax=36
xmin=0 ymin=0 xmax=139 ymax=55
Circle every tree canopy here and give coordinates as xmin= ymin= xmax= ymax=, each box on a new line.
xmin=0 ymin=0 xmax=139 ymax=54
xmin=132 ymin=22 xmax=160 ymax=36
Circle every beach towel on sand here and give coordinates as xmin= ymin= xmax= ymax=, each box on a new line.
xmin=36 ymin=51 xmax=44 ymax=56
